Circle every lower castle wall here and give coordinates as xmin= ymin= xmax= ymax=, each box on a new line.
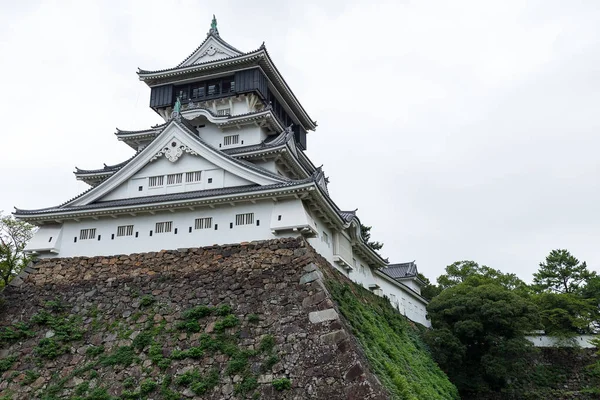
xmin=1 ymin=238 xmax=388 ymax=399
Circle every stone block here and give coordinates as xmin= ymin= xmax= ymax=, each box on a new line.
xmin=302 ymin=291 xmax=327 ymax=308
xmin=303 ymin=263 xmax=318 ymax=273
xmin=309 ymin=309 xmax=339 ymax=324
xmin=299 ymin=270 xmax=323 ymax=285
xmin=320 ymin=330 xmax=348 ymax=345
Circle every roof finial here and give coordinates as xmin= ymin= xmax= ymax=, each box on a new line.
xmin=210 ymin=14 xmax=218 ymax=35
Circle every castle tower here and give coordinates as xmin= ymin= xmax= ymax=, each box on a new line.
xmin=14 ymin=17 xmax=430 ymax=327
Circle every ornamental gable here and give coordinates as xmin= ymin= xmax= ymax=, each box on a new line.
xmin=179 ymin=35 xmax=242 ymax=66
xmin=66 ymin=119 xmax=286 ymax=208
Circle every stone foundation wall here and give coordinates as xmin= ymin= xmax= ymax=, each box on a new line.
xmin=0 ymin=238 xmax=388 ymax=399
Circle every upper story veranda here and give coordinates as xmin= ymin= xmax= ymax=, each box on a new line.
xmin=138 ymin=16 xmax=316 ymax=150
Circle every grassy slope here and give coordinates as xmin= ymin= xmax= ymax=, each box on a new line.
xmin=325 ymin=279 xmax=459 ymax=400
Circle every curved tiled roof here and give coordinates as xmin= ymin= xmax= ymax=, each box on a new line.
xmin=381 ymin=262 xmax=418 ymax=279
xmin=14 ymin=179 xmax=314 ymax=216
xmin=339 ymin=210 xmax=358 ymax=223
xmin=138 ymin=45 xmax=316 ymax=131
xmin=75 ymin=152 xmax=141 ymax=175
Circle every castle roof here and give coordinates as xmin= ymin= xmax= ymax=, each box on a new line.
xmin=137 ymin=23 xmax=317 ymax=132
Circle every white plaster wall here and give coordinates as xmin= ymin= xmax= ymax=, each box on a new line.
xmin=252 ymin=160 xmax=278 ymax=174
xmin=348 ymin=255 xmax=376 ymax=288
xmin=101 ymin=154 xmax=253 ymax=202
xmin=375 ymin=275 xmax=430 ymax=327
xmin=399 ymin=279 xmax=422 ymax=295
xmin=44 ymin=202 xmax=279 ymax=258
xmin=305 ymin=212 xmax=335 ymax=266
xmin=192 ymin=123 xmax=264 ymax=150
xmin=525 ymin=335 xmax=598 ymax=348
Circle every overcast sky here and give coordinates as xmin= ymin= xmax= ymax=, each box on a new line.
xmin=1 ymin=0 xmax=599 ymax=282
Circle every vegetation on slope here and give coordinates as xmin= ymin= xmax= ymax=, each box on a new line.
xmin=326 ymin=279 xmax=459 ymax=400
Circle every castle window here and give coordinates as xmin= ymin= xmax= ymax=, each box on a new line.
xmin=208 ymin=178 xmax=213 ymax=183
xmin=217 ymin=108 xmax=231 ymax=116
xmin=191 ymin=84 xmax=205 ymax=99
xmin=195 ymin=217 xmax=213 ymax=230
xmin=321 ymin=231 xmax=329 ymax=246
xmin=167 ymin=173 xmax=183 ymax=185
xmin=223 ymin=135 xmax=239 ymax=146
xmin=186 ymin=171 xmax=201 ymax=183
xmin=79 ymin=228 xmax=96 ymax=240
xmin=149 ymin=175 xmax=164 ymax=187
xmin=235 ymin=213 xmax=254 ymax=226
xmin=117 ymin=225 xmax=134 ymax=237
xmin=155 ymin=221 xmax=173 ymax=234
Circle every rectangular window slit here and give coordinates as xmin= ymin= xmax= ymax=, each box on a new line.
xmin=223 ymin=134 xmax=239 ymax=146
xmin=195 ymin=217 xmax=213 ymax=230
xmin=185 ymin=171 xmax=202 ymax=183
xmin=235 ymin=213 xmax=254 ymax=226
xmin=149 ymin=175 xmax=164 ymax=187
xmin=79 ymin=228 xmax=96 ymax=240
xmin=167 ymin=173 xmax=183 ymax=185
xmin=117 ymin=225 xmax=134 ymax=237
xmin=155 ymin=221 xmax=173 ymax=233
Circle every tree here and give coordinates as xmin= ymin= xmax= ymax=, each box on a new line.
xmin=532 ymin=292 xmax=598 ymax=335
xmin=533 ymin=249 xmax=595 ymax=294
xmin=417 ymin=272 xmax=441 ymax=300
xmin=0 ymin=213 xmax=35 ymax=287
xmin=426 ymin=280 xmax=541 ymax=395
xmin=437 ymin=260 xmax=527 ymax=292
xmin=360 ymin=224 xmax=383 ymax=251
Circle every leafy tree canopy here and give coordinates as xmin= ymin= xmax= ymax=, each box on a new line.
xmin=0 ymin=212 xmax=35 ymax=287
xmin=417 ymin=272 xmax=441 ymax=300
xmin=532 ymin=292 xmax=599 ymax=335
xmin=437 ymin=260 xmax=527 ymax=292
xmin=426 ymin=280 xmax=540 ymax=394
xmin=533 ymin=249 xmax=595 ymax=294
xmin=359 ymin=224 xmax=383 ymax=251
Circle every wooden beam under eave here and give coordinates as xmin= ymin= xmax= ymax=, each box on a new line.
xmin=129 ymin=213 xmax=137 ymax=217
xmin=110 ymin=215 xmax=118 ymax=219
xmin=148 ymin=211 xmax=156 ymax=215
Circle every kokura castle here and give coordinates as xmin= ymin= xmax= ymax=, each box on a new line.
xmin=15 ymin=17 xmax=430 ymax=327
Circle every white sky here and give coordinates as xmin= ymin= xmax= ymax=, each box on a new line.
xmin=1 ymin=0 xmax=599 ymax=283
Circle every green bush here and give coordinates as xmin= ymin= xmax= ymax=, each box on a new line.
xmin=85 ymin=345 xmax=105 ymax=357
xmin=132 ymin=331 xmax=153 ymax=350
xmin=100 ymin=346 xmax=136 ymax=367
xmin=35 ymin=338 xmax=67 ymax=359
xmin=175 ymin=369 xmax=201 ymax=386
xmin=272 ymin=378 xmax=291 ymax=391
xmin=182 ymin=305 xmax=212 ymax=320
xmin=122 ymin=377 xmax=135 ymax=388
xmin=21 ymin=370 xmax=40 ymax=386
xmin=214 ymin=315 xmax=239 ymax=332
xmin=259 ymin=335 xmax=275 ymax=353
xmin=0 ymin=356 xmax=17 ymax=372
xmin=140 ymin=379 xmax=157 ymax=394
xmin=139 ymin=295 xmax=155 ymax=307
xmin=248 ymin=314 xmax=260 ymax=324
xmin=234 ymin=376 xmax=258 ymax=396
xmin=215 ymin=304 xmax=232 ymax=316
xmin=190 ymin=369 xmax=219 ymax=395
